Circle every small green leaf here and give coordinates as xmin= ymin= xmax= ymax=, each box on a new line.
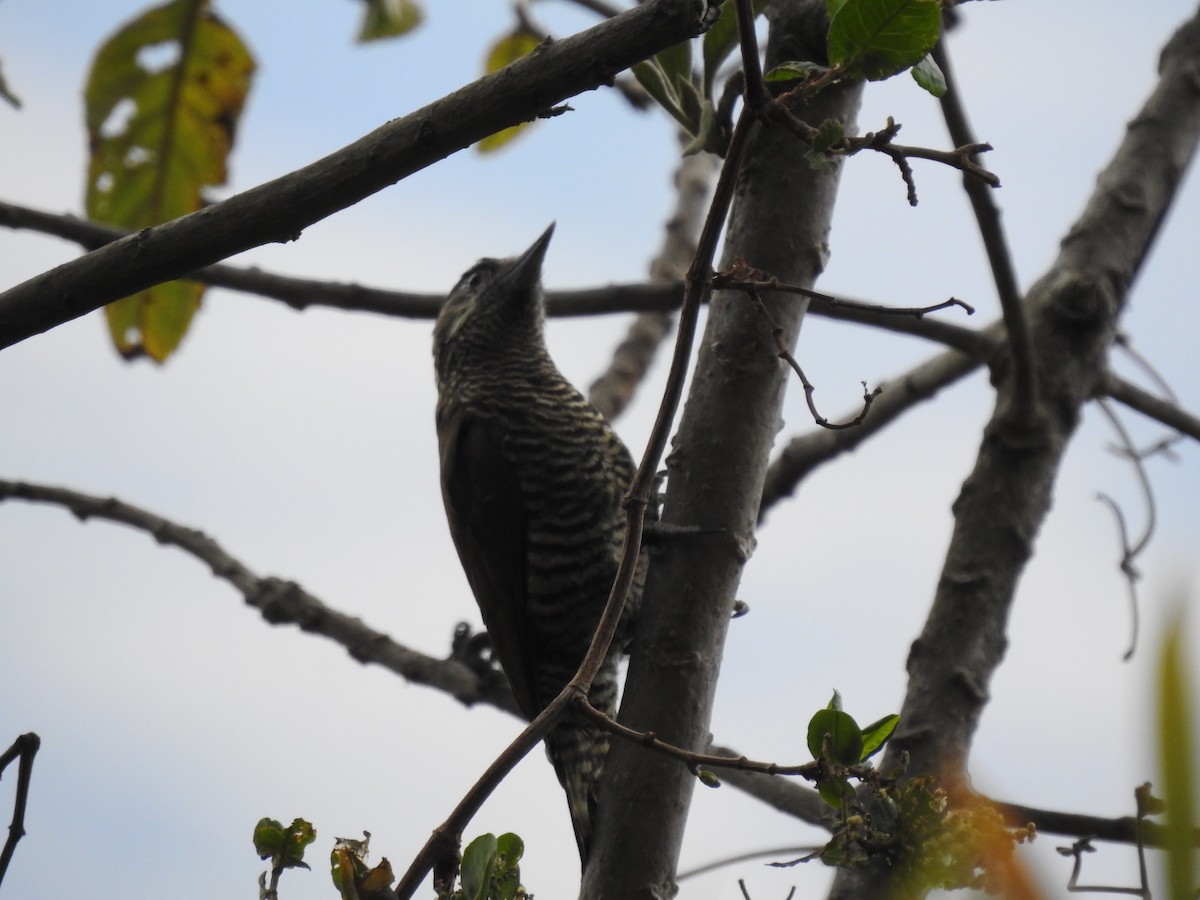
xmin=859 ymin=713 xmax=900 ymax=760
xmin=810 ymin=117 xmax=845 ymax=153
xmin=911 ymin=53 xmax=946 ymax=97
xmin=808 ymin=708 xmax=863 ymax=765
xmin=356 ymin=0 xmax=423 ymax=42
xmin=696 ymin=768 xmax=722 ymax=788
xmin=460 ymin=833 xmax=498 ymax=900
xmin=764 ymin=60 xmax=829 ymax=84
xmin=632 ymin=58 xmax=695 ymax=134
xmin=827 ymin=690 xmax=843 ymax=712
xmin=253 ymin=817 xmax=286 ymax=858
xmin=281 ymin=818 xmax=317 ymax=867
xmin=816 ymin=775 xmax=856 ymax=809
xmin=827 ymin=0 xmax=941 ymax=82
xmin=655 ymin=39 xmax=693 ymax=91
xmin=495 ymin=832 xmax=524 ymax=864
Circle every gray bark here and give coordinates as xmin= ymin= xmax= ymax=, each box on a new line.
xmin=828 ymin=7 xmax=1200 ymax=897
xmin=581 ymin=3 xmax=864 ymax=897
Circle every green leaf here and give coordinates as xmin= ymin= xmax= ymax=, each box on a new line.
xmin=696 ymin=768 xmax=722 ymax=788
xmin=492 ymin=833 xmax=525 ymax=900
xmin=84 ymin=0 xmax=255 ymax=362
xmin=701 ymin=0 xmax=770 ymax=95
xmin=357 ymin=0 xmax=423 ymax=42
xmin=808 ymin=708 xmax=863 ymax=765
xmin=825 ymin=0 xmax=850 ymax=18
xmin=632 ymin=58 xmax=696 ymax=134
xmin=253 ymin=817 xmax=286 ymax=858
xmin=827 ymin=0 xmax=941 ymax=82
xmin=810 ymin=117 xmax=845 ymax=153
xmin=827 ymin=690 xmax=843 ymax=712
xmin=764 ymin=60 xmax=829 ymax=83
xmin=1157 ymin=609 xmax=1197 ymax=900
xmin=859 ymin=713 xmax=900 ymax=760
xmin=495 ymin=832 xmax=524 ymax=865
xmin=656 ymin=39 xmax=693 ymax=92
xmin=477 ymin=31 xmax=542 ymax=152
xmin=460 ymin=833 xmax=498 ymax=900
xmin=816 ymin=775 xmax=856 ymax=809
xmin=910 ymin=53 xmax=946 ymax=97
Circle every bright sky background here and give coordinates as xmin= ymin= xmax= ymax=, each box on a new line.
xmin=2 ymin=2 xmax=1199 ymax=899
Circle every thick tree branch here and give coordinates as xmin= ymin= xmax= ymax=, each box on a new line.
xmin=0 ymin=0 xmax=711 ymax=350
xmin=584 ymin=3 xmax=864 ymax=896
xmin=829 ymin=9 xmax=1200 ymax=897
xmin=0 ymin=479 xmax=520 ymax=715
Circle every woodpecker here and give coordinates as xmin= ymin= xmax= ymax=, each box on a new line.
xmin=432 ymin=225 xmax=642 ymax=864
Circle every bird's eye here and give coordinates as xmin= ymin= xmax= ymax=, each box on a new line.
xmin=455 ymin=261 xmax=496 ymax=295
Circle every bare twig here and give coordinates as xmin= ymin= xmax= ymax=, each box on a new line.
xmin=748 ymin=288 xmax=882 ymax=429
xmin=932 ymin=39 xmax=1039 ymax=429
xmin=0 ymin=733 xmax=39 ymax=888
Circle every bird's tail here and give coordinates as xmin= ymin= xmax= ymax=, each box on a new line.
xmin=545 ymin=712 xmax=612 ymax=865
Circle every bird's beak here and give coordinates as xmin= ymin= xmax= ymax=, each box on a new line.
xmin=505 ymin=223 xmax=555 ymax=292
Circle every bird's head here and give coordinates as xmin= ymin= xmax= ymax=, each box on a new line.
xmin=433 ymin=224 xmax=555 ymax=378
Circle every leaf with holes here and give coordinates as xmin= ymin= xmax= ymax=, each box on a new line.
xmin=84 ymin=0 xmax=254 ymax=362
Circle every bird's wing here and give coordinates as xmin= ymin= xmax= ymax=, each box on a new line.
xmin=438 ymin=406 xmax=539 ymax=719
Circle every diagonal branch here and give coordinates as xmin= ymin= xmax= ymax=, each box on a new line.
xmin=932 ymin=37 xmax=1039 ymax=428
xmin=0 ymin=479 xmax=520 ymax=715
xmin=0 ymin=733 xmax=39 ymax=888
xmin=0 ymin=0 xmax=710 ymax=351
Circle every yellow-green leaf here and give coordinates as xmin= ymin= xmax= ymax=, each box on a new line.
xmin=477 ymin=30 xmax=541 ymax=153
xmin=85 ymin=0 xmax=255 ymax=362
xmin=356 ymin=0 xmax=423 ymax=43
xmin=105 ymin=280 xmax=204 ymax=361
xmin=1157 ymin=608 xmax=1197 ymax=900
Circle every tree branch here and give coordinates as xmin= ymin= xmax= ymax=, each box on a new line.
xmin=0 ymin=733 xmax=39 ymax=888
xmin=0 ymin=0 xmax=711 ymax=351
xmin=0 ymin=479 xmax=520 ymax=715
xmin=584 ymin=2 xmax=865 ymax=896
xmin=932 ymin=36 xmax=1040 ymax=428
xmin=828 ymin=7 xmax=1200 ymax=896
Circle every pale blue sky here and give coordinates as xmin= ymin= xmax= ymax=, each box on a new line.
xmin=1 ymin=2 xmax=1199 ymax=898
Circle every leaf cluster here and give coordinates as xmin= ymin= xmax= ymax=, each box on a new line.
xmin=796 ymin=692 xmax=1034 ymax=891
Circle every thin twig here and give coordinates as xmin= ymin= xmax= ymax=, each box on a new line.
xmin=932 ymin=39 xmax=1040 ymax=429
xmin=0 ymin=733 xmax=39 ymax=888
xmin=748 ymin=289 xmax=883 ymax=430
xmin=1094 ymin=397 xmax=1158 ymax=661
